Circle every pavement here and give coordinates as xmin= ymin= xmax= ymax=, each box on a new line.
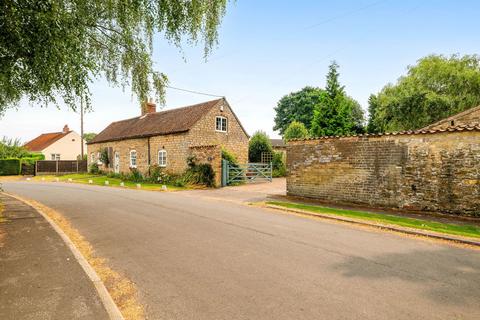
xmin=0 ymin=193 xmax=109 ymax=320
xmin=2 ymin=180 xmax=480 ymax=320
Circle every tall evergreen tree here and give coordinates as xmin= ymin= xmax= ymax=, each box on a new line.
xmin=310 ymin=62 xmax=364 ymax=137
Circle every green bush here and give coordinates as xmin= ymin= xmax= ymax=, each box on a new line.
xmin=271 ymin=152 xmax=286 ymax=177
xmin=249 ymin=131 xmax=272 ymax=162
xmin=147 ymin=165 xmax=172 ymax=184
xmin=128 ymin=167 xmax=144 ymax=182
xmin=0 ymin=159 xmax=21 ymax=175
xmin=221 ymin=148 xmax=238 ymax=165
xmin=181 ymin=157 xmax=216 ymax=187
xmin=89 ymin=163 xmax=100 ymax=174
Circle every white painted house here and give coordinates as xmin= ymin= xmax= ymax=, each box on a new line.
xmin=24 ymin=125 xmax=86 ymax=160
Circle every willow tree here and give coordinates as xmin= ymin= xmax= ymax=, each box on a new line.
xmin=0 ymin=0 xmax=228 ymax=114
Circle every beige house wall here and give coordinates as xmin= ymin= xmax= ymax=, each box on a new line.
xmin=42 ymin=131 xmax=86 ymax=160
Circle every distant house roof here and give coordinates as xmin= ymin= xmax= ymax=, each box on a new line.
xmin=24 ymin=131 xmax=70 ymax=152
xmin=89 ymin=98 xmax=247 ymax=144
xmin=270 ymin=139 xmax=286 ymax=148
xmin=421 ymin=105 xmax=480 ymax=130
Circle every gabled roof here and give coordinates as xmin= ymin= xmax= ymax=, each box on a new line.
xmin=421 ymin=105 xmax=480 ymax=130
xmin=24 ymin=131 xmax=71 ymax=152
xmin=89 ymin=98 xmax=224 ymax=144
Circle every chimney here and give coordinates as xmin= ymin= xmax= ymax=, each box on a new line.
xmin=63 ymin=124 xmax=70 ymax=133
xmin=141 ymin=98 xmax=156 ymax=116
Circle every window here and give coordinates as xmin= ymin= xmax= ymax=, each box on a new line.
xmin=216 ymin=116 xmax=227 ymax=132
xmin=158 ymin=150 xmax=167 ymax=167
xmin=90 ymin=153 xmax=95 ymax=163
xmin=51 ymin=153 xmax=60 ymax=160
xmin=130 ymin=150 xmax=137 ymax=168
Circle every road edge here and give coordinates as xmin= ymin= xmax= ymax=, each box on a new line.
xmin=266 ymin=204 xmax=480 ymax=248
xmin=3 ymin=192 xmax=125 ymax=320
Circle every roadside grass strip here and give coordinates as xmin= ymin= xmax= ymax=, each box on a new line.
xmin=33 ymin=174 xmax=185 ymax=191
xmin=266 ymin=201 xmax=480 ymax=239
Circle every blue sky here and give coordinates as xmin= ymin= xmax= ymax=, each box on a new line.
xmin=2 ymin=0 xmax=479 ymax=141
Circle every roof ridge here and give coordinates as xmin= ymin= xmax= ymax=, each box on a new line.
xmin=109 ymin=98 xmax=223 ymax=125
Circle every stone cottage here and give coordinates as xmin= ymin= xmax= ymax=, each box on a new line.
xmin=87 ymin=98 xmax=249 ymax=186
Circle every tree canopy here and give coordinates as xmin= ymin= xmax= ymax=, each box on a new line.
xmin=273 ymin=86 xmax=325 ymax=135
xmin=367 ymin=54 xmax=480 ymax=132
xmin=283 ymin=121 xmax=309 ymax=141
xmin=83 ymin=133 xmax=97 ymax=143
xmin=310 ymin=62 xmax=364 ymax=137
xmin=0 ymin=0 xmax=228 ymax=115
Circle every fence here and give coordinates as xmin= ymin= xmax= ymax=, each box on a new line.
xmin=36 ymin=160 xmax=88 ymax=175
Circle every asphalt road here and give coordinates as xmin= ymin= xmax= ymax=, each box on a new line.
xmin=3 ymin=181 xmax=480 ymax=320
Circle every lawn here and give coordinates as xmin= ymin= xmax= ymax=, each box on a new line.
xmin=32 ymin=173 xmax=186 ymax=191
xmin=267 ymin=201 xmax=480 ymax=239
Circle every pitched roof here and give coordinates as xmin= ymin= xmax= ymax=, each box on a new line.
xmin=89 ymin=99 xmax=223 ymax=144
xmin=288 ymin=123 xmax=480 ymax=143
xmin=24 ymin=131 xmax=71 ymax=151
xmin=270 ymin=139 xmax=286 ymax=148
xmin=421 ymin=105 xmax=480 ymax=130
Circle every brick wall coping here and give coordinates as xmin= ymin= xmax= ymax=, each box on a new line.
xmin=288 ymin=123 xmax=480 ymax=143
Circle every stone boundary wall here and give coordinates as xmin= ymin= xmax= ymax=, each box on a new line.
xmin=287 ymin=131 xmax=480 ymax=217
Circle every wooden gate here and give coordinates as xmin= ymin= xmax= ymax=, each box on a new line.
xmin=221 ymin=160 xmax=272 ymax=186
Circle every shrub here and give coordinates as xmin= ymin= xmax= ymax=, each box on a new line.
xmin=89 ymin=163 xmax=100 ymax=174
xmin=128 ymin=167 xmax=143 ymax=182
xmin=147 ymin=164 xmax=172 ymax=184
xmin=100 ymin=148 xmax=110 ymax=167
xmin=249 ymin=131 xmax=272 ymax=162
xmin=0 ymin=159 xmax=21 ymax=175
xmin=283 ymin=121 xmax=309 ymax=141
xmin=272 ymin=152 xmax=286 ymax=177
xmin=221 ymin=148 xmax=238 ymax=165
xmin=181 ymin=157 xmax=216 ymax=187
xmin=106 ymin=171 xmax=125 ymax=180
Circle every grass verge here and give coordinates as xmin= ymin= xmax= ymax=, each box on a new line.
xmin=267 ymin=201 xmax=480 ymax=239
xmin=32 ymin=173 xmax=186 ymax=191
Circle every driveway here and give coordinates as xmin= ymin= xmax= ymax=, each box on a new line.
xmin=2 ymin=181 xmax=480 ymax=320
xmin=183 ymin=177 xmax=286 ymax=203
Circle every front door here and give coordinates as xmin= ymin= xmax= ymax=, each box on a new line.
xmin=114 ymin=152 xmax=120 ymax=173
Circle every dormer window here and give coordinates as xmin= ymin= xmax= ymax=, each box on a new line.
xmin=216 ymin=116 xmax=227 ymax=132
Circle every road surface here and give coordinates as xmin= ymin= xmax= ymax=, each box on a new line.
xmin=3 ymin=181 xmax=480 ymax=320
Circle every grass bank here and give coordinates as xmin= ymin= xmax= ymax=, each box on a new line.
xmin=32 ymin=173 xmax=186 ymax=191
xmin=267 ymin=201 xmax=480 ymax=239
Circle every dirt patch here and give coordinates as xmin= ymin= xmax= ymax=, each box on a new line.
xmin=8 ymin=196 xmax=145 ymax=320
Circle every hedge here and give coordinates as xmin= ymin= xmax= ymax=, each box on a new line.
xmin=0 ymin=159 xmax=21 ymax=175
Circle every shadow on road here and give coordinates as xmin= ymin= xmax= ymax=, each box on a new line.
xmin=332 ymin=248 xmax=480 ymax=306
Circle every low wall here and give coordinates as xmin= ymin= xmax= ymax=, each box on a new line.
xmin=287 ymin=131 xmax=480 ymax=217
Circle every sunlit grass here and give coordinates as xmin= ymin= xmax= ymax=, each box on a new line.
xmin=33 ymin=173 xmax=185 ymax=191
xmin=267 ymin=201 xmax=480 ymax=239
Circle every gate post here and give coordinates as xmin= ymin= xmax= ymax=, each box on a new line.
xmin=270 ymin=162 xmax=273 ymax=182
xmin=221 ymin=159 xmax=228 ymax=187
xmin=56 ymin=160 xmax=59 ymax=175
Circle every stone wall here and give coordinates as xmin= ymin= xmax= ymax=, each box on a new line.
xmin=189 ymin=145 xmax=222 ymax=187
xmin=188 ymin=100 xmax=249 ymax=164
xmin=287 ymin=131 xmax=480 ymax=217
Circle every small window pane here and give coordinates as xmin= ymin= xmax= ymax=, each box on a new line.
xmin=158 ymin=150 xmax=167 ymax=167
xmin=216 ymin=116 xmax=227 ymax=132
xmin=130 ymin=151 xmax=137 ymax=167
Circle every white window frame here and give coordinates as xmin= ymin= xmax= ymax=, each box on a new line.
xmin=96 ymin=152 xmax=102 ymax=164
xmin=90 ymin=153 xmax=95 ymax=163
xmin=158 ymin=149 xmax=167 ymax=167
xmin=215 ymin=116 xmax=227 ymax=132
xmin=51 ymin=153 xmax=60 ymax=160
xmin=130 ymin=150 xmax=137 ymax=168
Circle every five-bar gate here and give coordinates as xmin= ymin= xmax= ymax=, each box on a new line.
xmin=222 ymin=160 xmax=272 ymax=186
